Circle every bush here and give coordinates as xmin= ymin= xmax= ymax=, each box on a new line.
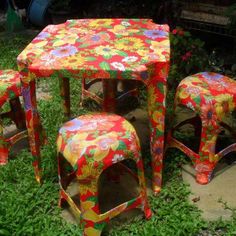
xmin=168 ymin=28 xmax=209 ymax=89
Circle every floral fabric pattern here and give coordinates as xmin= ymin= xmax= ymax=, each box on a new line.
xmin=0 ymin=70 xmax=26 ymax=165
xmin=57 ymin=113 xmax=151 ymax=236
xmin=168 ymin=72 xmax=236 ymax=184
xmin=17 ymin=18 xmax=170 ymax=192
xmin=0 ymin=70 xmax=21 ymax=107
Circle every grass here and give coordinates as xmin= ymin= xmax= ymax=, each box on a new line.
xmin=0 ymin=33 xmax=236 ymax=236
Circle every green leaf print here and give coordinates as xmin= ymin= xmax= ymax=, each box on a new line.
xmin=99 ymin=61 xmax=110 ymax=70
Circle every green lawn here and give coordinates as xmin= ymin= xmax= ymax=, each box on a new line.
xmin=0 ymin=33 xmax=235 ymax=236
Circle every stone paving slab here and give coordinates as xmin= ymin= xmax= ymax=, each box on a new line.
xmin=182 ymin=163 xmax=236 ymax=221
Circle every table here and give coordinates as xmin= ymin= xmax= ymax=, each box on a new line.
xmin=17 ymin=19 xmax=170 ymax=193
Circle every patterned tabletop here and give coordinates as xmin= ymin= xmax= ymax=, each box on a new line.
xmin=17 ymin=18 xmax=170 ymax=82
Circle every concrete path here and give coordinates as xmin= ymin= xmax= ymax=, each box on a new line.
xmin=182 ymin=163 xmax=236 ymax=221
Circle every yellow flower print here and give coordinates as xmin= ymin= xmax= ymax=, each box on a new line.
xmin=137 ymin=48 xmax=149 ymax=57
xmin=201 ymin=140 xmax=217 ymax=163
xmin=122 ymin=120 xmax=135 ymax=133
xmin=152 ymin=110 xmax=164 ymax=130
xmin=63 ymin=53 xmax=86 ymax=67
xmin=215 ymin=94 xmax=235 ymax=118
xmin=115 ymin=37 xmax=144 ymax=51
xmin=31 ymin=40 xmax=48 ymax=48
xmin=89 ymin=19 xmax=113 ymax=28
xmin=177 ymin=87 xmax=190 ymax=100
xmin=84 ymin=227 xmax=102 ymax=236
xmin=150 ymin=40 xmax=169 ymax=52
xmin=81 ymin=200 xmax=95 ymax=210
xmin=56 ymin=135 xmax=63 ymax=152
xmin=109 ymin=25 xmax=139 ymax=36
xmin=53 ymin=34 xmax=77 ymax=47
xmin=95 ymin=45 xmax=117 ymax=57
xmin=63 ymin=133 xmax=88 ymax=166
xmin=109 ymin=25 xmax=129 ymax=36
xmin=147 ymin=86 xmax=156 ymax=111
xmin=77 ymin=163 xmax=101 ymax=195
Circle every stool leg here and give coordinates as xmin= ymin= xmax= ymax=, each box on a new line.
xmin=195 ymin=125 xmax=220 ymax=184
xmin=79 ymin=181 xmax=104 ymax=236
xmin=102 ymin=80 xmax=117 ymax=112
xmin=9 ymin=97 xmax=26 ymax=130
xmin=0 ymin=119 xmax=9 ymax=165
xmin=136 ymin=156 xmax=152 ymax=219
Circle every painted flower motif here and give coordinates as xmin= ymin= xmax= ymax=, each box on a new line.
xmin=53 ymin=34 xmax=77 ymax=46
xmin=144 ymin=29 xmax=168 ymax=39
xmin=201 ymin=141 xmax=217 ymax=162
xmin=152 ymin=140 xmax=164 ymax=156
xmin=152 ymin=110 xmax=165 ymax=131
xmin=97 ymin=137 xmax=117 ymax=150
xmin=186 ymin=101 xmax=194 ymax=110
xmin=109 ymin=25 xmax=129 ymax=36
xmin=78 ymin=169 xmax=99 ymax=195
xmin=177 ymin=87 xmax=190 ymax=100
xmin=121 ymin=120 xmax=135 ymax=134
xmin=136 ymin=48 xmax=149 ymax=57
xmin=201 ymin=102 xmax=217 ymax=127
xmin=111 ymin=62 xmax=125 ymax=71
xmin=115 ymin=37 xmax=144 ymax=50
xmin=185 ymin=86 xmax=201 ymax=96
xmin=50 ymin=45 xmax=78 ymax=58
xmin=84 ymin=227 xmax=102 ymax=236
xmin=66 ymin=54 xmax=86 ymax=67
xmin=35 ymin=32 xmax=50 ymax=40
xmin=150 ymin=40 xmax=169 ymax=51
xmin=21 ymin=86 xmax=31 ymax=110
xmin=93 ymin=133 xmax=120 ymax=161
xmin=46 ymin=25 xmax=60 ymax=33
xmin=195 ymin=163 xmax=212 ymax=172
xmin=121 ymin=21 xmax=131 ymax=27
xmin=88 ymin=19 xmax=113 ymax=28
xmin=112 ymin=154 xmax=124 ymax=163
xmin=122 ymin=56 xmax=138 ymax=63
xmin=215 ymin=94 xmax=235 ymax=117
xmin=201 ymin=72 xmax=224 ymax=81
xmin=39 ymin=54 xmax=58 ymax=67
xmin=60 ymin=118 xmax=85 ymax=132
xmin=95 ymin=45 xmax=117 ymax=57
xmin=80 ymin=32 xmax=110 ymax=45
xmin=147 ymin=53 xmax=160 ymax=61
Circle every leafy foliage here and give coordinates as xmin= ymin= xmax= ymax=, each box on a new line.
xmin=168 ymin=28 xmax=209 ymax=89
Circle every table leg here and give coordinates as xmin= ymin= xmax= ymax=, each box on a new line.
xmin=21 ymin=80 xmax=42 ymax=183
xmin=59 ymin=77 xmax=70 ymax=119
xmin=102 ymin=79 xmax=117 ymax=112
xmin=148 ymin=79 xmax=167 ymax=195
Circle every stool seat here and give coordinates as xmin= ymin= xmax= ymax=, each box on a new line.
xmin=57 ymin=113 xmax=151 ymax=236
xmin=167 ymin=72 xmax=236 ymax=184
xmin=177 ymin=72 xmax=236 ymax=117
xmin=0 ymin=70 xmax=22 ymax=106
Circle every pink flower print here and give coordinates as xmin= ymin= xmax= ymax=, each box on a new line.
xmin=144 ymin=29 xmax=168 ymax=39
xmin=201 ymin=103 xmax=217 ymax=127
xmin=51 ymin=45 xmax=78 ymax=58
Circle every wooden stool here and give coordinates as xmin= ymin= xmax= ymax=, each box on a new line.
xmin=57 ymin=113 xmax=151 ymax=236
xmin=167 ymin=72 xmax=236 ymax=184
xmin=0 ymin=69 xmax=27 ymax=165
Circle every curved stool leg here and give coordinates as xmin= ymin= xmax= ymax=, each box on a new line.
xmin=0 ymin=119 xmax=9 ymax=165
xmin=195 ymin=124 xmax=220 ymax=184
xmin=136 ymin=156 xmax=152 ymax=219
xmin=79 ymin=181 xmax=104 ymax=236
